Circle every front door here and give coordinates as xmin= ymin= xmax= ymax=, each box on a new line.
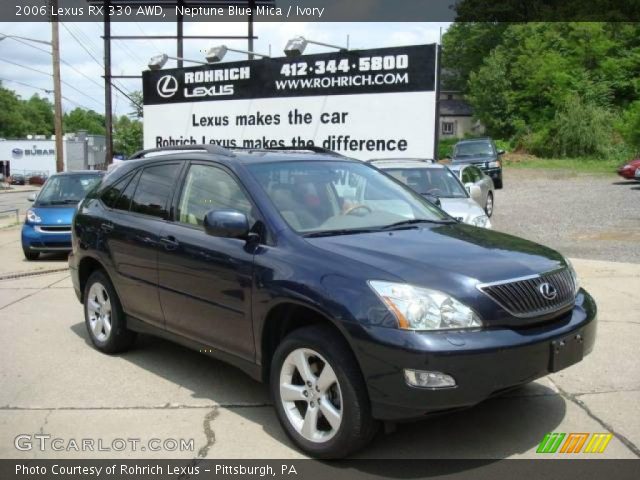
xmin=157 ymin=163 xmax=257 ymax=361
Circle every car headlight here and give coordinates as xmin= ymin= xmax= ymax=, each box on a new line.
xmin=487 ymin=161 xmax=501 ymax=168
xmin=471 ymin=215 xmax=489 ymax=227
xmin=564 ymin=257 xmax=580 ymax=295
xmin=25 ymin=209 xmax=42 ymax=224
xmin=368 ymin=281 xmax=483 ymax=330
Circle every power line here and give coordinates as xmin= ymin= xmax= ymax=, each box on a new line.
xmin=0 ymin=57 xmax=104 ymax=109
xmin=61 ymin=21 xmax=137 ymax=100
xmin=0 ymin=77 xmax=94 ymax=110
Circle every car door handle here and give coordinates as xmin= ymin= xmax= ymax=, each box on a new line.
xmin=160 ymin=236 xmax=180 ymax=251
xmin=100 ymin=222 xmax=114 ymax=233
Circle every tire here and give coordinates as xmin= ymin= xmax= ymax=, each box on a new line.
xmin=485 ymin=192 xmax=494 ymax=217
xmin=83 ymin=270 xmax=136 ymax=354
xmin=493 ymin=177 xmax=503 ymax=189
xmin=270 ymin=324 xmax=378 ymax=458
xmin=23 ymin=249 xmax=39 ymax=261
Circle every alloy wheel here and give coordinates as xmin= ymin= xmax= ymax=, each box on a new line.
xmin=486 ymin=193 xmax=494 ymax=216
xmin=279 ymin=348 xmax=343 ymax=443
xmin=87 ymin=282 xmax=112 ymax=342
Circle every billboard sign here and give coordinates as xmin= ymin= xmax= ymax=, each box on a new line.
xmin=142 ymin=44 xmax=438 ymax=160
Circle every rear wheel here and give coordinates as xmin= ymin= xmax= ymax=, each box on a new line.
xmin=485 ymin=192 xmax=494 ymax=217
xmin=83 ymin=270 xmax=136 ymax=354
xmin=23 ymin=249 xmax=39 ymax=261
xmin=270 ymin=325 xmax=378 ymax=458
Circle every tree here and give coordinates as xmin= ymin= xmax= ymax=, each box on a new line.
xmin=0 ymin=83 xmax=55 ymax=137
xmin=113 ymin=115 xmax=143 ymax=157
xmin=64 ymin=108 xmax=105 ymax=135
xmin=128 ymin=91 xmax=143 ymax=119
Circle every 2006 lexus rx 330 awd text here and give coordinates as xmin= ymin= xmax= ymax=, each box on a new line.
xmin=69 ymin=145 xmax=596 ymax=458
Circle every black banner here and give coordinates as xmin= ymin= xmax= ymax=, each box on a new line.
xmin=1 ymin=459 xmax=639 ymax=480
xmin=2 ymin=0 xmax=640 ymax=22
xmin=143 ymin=45 xmax=436 ymax=106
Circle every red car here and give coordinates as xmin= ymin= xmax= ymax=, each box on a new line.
xmin=617 ymin=158 xmax=640 ymax=179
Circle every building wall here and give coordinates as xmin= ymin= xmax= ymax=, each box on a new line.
xmin=0 ymin=140 xmax=59 ymax=175
xmin=439 ymin=115 xmax=485 ymax=139
xmin=0 ymin=135 xmax=107 ymax=176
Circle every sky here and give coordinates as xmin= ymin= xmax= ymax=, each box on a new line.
xmin=0 ymin=21 xmax=449 ymax=116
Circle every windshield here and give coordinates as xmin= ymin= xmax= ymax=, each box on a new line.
xmin=454 ymin=141 xmax=494 ymax=158
xmin=248 ymin=160 xmax=450 ymax=236
xmin=36 ymin=174 xmax=102 ymax=205
xmin=383 ymin=167 xmax=468 ymax=199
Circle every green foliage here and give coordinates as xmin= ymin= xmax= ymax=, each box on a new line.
xmin=64 ymin=108 xmax=105 ymax=135
xmin=0 ymin=83 xmax=54 ymax=137
xmin=443 ymin=22 xmax=640 ymax=159
xmin=617 ymin=100 xmax=640 ymax=154
xmin=438 ymin=138 xmax=458 ymax=158
xmin=113 ymin=115 xmax=143 ymax=157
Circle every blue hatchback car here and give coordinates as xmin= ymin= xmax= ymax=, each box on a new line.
xmin=22 ymin=171 xmax=103 ymax=260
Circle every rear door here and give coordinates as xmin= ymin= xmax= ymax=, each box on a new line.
xmin=156 ymin=162 xmax=257 ymax=361
xmin=102 ymin=163 xmax=182 ymax=328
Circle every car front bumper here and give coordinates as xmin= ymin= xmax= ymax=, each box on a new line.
xmin=21 ymin=223 xmax=72 ymax=252
xmin=353 ymin=289 xmax=597 ymax=421
xmin=617 ymin=167 xmax=636 ymax=179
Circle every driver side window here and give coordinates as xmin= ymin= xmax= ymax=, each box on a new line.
xmin=177 ymin=164 xmax=254 ymax=228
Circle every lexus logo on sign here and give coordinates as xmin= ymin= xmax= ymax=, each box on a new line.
xmin=538 ymin=282 xmax=558 ymax=301
xmin=157 ymin=75 xmax=179 ymax=98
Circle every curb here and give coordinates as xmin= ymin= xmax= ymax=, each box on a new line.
xmin=0 ymin=267 xmax=69 ymax=281
xmin=0 ymin=189 xmax=39 ymax=195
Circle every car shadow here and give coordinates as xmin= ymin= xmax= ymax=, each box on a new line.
xmin=69 ymin=322 xmax=566 ymax=466
xmin=611 ymin=180 xmax=639 ymax=186
xmin=24 ymin=252 xmax=69 ymax=262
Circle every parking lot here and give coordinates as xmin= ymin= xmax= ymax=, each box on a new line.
xmin=0 ymin=169 xmax=639 ymax=459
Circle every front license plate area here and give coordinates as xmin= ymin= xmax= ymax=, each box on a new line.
xmin=550 ymin=333 xmax=584 ymax=372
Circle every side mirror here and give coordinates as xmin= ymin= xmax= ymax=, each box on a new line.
xmin=497 ymin=149 xmax=505 ymax=155
xmin=27 ymin=193 xmax=37 ymax=202
xmin=466 ymin=184 xmax=482 ymax=202
xmin=203 ymin=209 xmax=250 ymax=239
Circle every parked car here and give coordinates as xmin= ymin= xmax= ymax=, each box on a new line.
xmin=451 ymin=137 xmax=504 ymax=189
xmin=22 ymin=170 xmax=104 ymax=260
xmin=636 ymin=168 xmax=640 ymax=180
xmin=69 ymin=145 xmax=596 ymax=458
xmin=448 ymin=163 xmax=496 ymax=217
xmin=10 ymin=173 xmax=26 ymax=185
xmin=617 ymin=158 xmax=640 ymax=180
xmin=27 ymin=172 xmax=48 ymax=186
xmin=369 ymin=158 xmax=492 ymax=228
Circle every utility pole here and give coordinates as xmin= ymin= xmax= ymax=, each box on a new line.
xmin=104 ymin=0 xmax=113 ymax=165
xmin=51 ymin=0 xmax=64 ymax=172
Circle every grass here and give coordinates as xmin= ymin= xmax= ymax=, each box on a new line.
xmin=501 ymin=153 xmax=624 ymax=174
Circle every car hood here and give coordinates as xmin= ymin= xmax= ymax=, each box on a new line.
xmin=31 ymin=206 xmax=77 ymax=225
xmin=305 ymin=224 xmax=564 ymax=288
xmin=439 ymin=197 xmax=487 ymax=225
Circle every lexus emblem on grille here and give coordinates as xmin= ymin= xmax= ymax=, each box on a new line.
xmin=157 ymin=75 xmax=179 ymax=98
xmin=538 ymin=282 xmax=558 ymax=300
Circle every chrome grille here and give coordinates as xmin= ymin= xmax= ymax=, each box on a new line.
xmin=478 ymin=268 xmax=576 ymax=318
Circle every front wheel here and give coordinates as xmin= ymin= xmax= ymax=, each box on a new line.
xmin=270 ymin=325 xmax=378 ymax=458
xmin=485 ymin=192 xmax=494 ymax=217
xmin=23 ymin=248 xmax=39 ymax=261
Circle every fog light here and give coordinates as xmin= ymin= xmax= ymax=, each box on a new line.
xmin=404 ymin=369 xmax=456 ymax=388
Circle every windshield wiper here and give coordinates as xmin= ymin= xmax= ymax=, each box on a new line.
xmin=303 ymin=228 xmax=381 ymax=238
xmin=382 ymin=218 xmax=456 ymax=230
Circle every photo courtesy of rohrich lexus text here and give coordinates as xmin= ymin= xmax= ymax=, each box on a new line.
xmin=0 ymin=1 xmax=638 ymax=479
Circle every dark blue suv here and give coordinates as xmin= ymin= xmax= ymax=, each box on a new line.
xmin=69 ymin=145 xmax=596 ymax=458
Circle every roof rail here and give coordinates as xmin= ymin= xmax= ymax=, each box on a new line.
xmin=231 ymin=145 xmax=345 ymax=157
xmin=128 ymin=144 xmax=235 ymax=159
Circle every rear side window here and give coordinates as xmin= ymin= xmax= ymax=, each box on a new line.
xmin=130 ymin=164 xmax=180 ymax=219
xmin=100 ymin=172 xmax=135 ymax=208
xmin=115 ymin=171 xmax=140 ymax=211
